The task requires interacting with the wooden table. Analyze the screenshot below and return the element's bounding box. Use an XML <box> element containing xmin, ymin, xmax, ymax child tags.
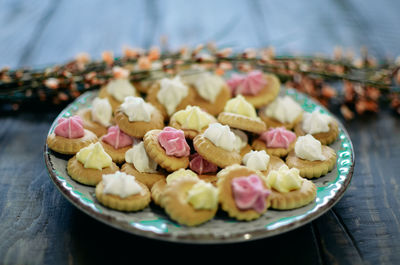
<box><xmin>1</xmin><ymin>1</ymin><xmax>400</xmax><ymax>264</ymax></box>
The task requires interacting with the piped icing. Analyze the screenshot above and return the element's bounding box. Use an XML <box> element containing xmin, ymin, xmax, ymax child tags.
<box><xmin>264</xmin><ymin>96</ymin><xmax>303</xmax><ymax>123</ymax></box>
<box><xmin>265</xmin><ymin>165</ymin><xmax>303</xmax><ymax>193</ymax></box>
<box><xmin>166</xmin><ymin>168</ymin><xmax>198</xmax><ymax>184</ymax></box>
<box><xmin>156</xmin><ymin>76</ymin><xmax>189</xmax><ymax>115</ymax></box>
<box><xmin>172</xmin><ymin>105</ymin><xmax>213</xmax><ymax>131</ymax></box>
<box><xmin>227</xmin><ymin>70</ymin><xmax>267</xmax><ymax>96</ymax></box>
<box><xmin>102</xmin><ymin>171</ymin><xmax>144</xmax><ymax>198</ymax></box>
<box><xmin>231</xmin><ymin>174</ymin><xmax>270</xmax><ymax>213</ymax></box>
<box><xmin>76</xmin><ymin>142</ymin><xmax>112</xmax><ymax>170</ymax></box>
<box><xmin>186</xmin><ymin>180</ymin><xmax>219</xmax><ymax>210</ymax></box>
<box><xmin>91</xmin><ymin>97</ymin><xmax>112</xmax><ymax>127</ymax></box>
<box><xmin>106</xmin><ymin>78</ymin><xmax>136</xmax><ymax>102</ymax></box>
<box><xmin>259</xmin><ymin>127</ymin><xmax>297</xmax><ymax>149</ymax></box>
<box><xmin>302</xmin><ymin>110</ymin><xmax>333</xmax><ymax>134</ymax></box>
<box><xmin>295</xmin><ymin>134</ymin><xmax>326</xmax><ymax>161</ymax></box>
<box><xmin>231</xmin><ymin>129</ymin><xmax>248</xmax><ymax>151</ymax></box>
<box><xmin>242</xmin><ymin>150</ymin><xmax>270</xmax><ymax>171</ymax></box>
<box><xmin>120</xmin><ymin>96</ymin><xmax>155</xmax><ymax>122</ymax></box>
<box><xmin>54</xmin><ymin>115</ymin><xmax>85</xmax><ymax>139</ymax></box>
<box><xmin>189</xmin><ymin>153</ymin><xmax>218</xmax><ymax>175</ymax></box>
<box><xmin>203</xmin><ymin>123</ymin><xmax>238</xmax><ymax>152</ymax></box>
<box><xmin>224</xmin><ymin>94</ymin><xmax>258</xmax><ymax>118</ymax></box>
<box><xmin>158</xmin><ymin>127</ymin><xmax>190</xmax><ymax>157</ymax></box>
<box><xmin>102</xmin><ymin>125</ymin><xmax>133</xmax><ymax>149</ymax></box>
<box><xmin>125</xmin><ymin>141</ymin><xmax>158</xmax><ymax>173</ymax></box>
<box><xmin>193</xmin><ymin>72</ymin><xmax>225</xmax><ymax>103</ymax></box>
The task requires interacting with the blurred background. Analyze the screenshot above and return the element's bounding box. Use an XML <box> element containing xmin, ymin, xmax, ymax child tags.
<box><xmin>2</xmin><ymin>0</ymin><xmax>400</xmax><ymax>69</ymax></box>
<box><xmin>1</xmin><ymin>1</ymin><xmax>400</xmax><ymax>264</ymax></box>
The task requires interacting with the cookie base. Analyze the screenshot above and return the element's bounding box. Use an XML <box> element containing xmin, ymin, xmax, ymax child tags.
<box><xmin>285</xmin><ymin>145</ymin><xmax>337</xmax><ymax>179</ymax></box>
<box><xmin>143</xmin><ymin>130</ymin><xmax>190</xmax><ymax>172</ymax></box>
<box><xmin>193</xmin><ymin>134</ymin><xmax>242</xmax><ymax>169</ymax></box>
<box><xmin>46</xmin><ymin>129</ymin><xmax>98</xmax><ymax>155</ymax></box>
<box><xmin>217</xmin><ymin>165</ymin><xmax>270</xmax><ymax>221</ymax></box>
<box><xmin>268</xmin><ymin>179</ymin><xmax>317</xmax><ymax>210</ymax></box>
<box><xmin>121</xmin><ymin>162</ymin><xmax>166</xmax><ymax>189</ymax></box>
<box><xmin>161</xmin><ymin>178</ymin><xmax>218</xmax><ymax>226</ymax></box>
<box><xmin>217</xmin><ymin>112</ymin><xmax>266</xmax><ymax>134</ymax></box>
<box><xmin>67</xmin><ymin>156</ymin><xmax>119</xmax><ymax>186</ymax></box>
<box><xmin>95</xmin><ymin>180</ymin><xmax>151</xmax><ymax>212</ymax></box>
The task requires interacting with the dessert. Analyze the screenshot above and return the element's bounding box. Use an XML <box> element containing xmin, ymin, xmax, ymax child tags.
<box><xmin>95</xmin><ymin>171</ymin><xmax>151</xmax><ymax>212</ymax></box>
<box><xmin>98</xmin><ymin>78</ymin><xmax>138</xmax><ymax>111</ymax></box>
<box><xmin>294</xmin><ymin>110</ymin><xmax>339</xmax><ymax>145</ymax></box>
<box><xmin>231</xmin><ymin>128</ymin><xmax>253</xmax><ymax>157</ymax></box>
<box><xmin>242</xmin><ymin>150</ymin><xmax>285</xmax><ymax>177</ymax></box>
<box><xmin>169</xmin><ymin>105</ymin><xmax>217</xmax><ymax>139</ymax></box>
<box><xmin>114</xmin><ymin>96</ymin><xmax>164</xmax><ymax>138</ymax></box>
<box><xmin>217</xmin><ymin>95</ymin><xmax>266</xmax><ymax>134</ymax></box>
<box><xmin>146</xmin><ymin>76</ymin><xmax>195</xmax><ymax>120</ymax></box>
<box><xmin>227</xmin><ymin>70</ymin><xmax>280</xmax><ymax>108</ymax></box>
<box><xmin>259</xmin><ymin>95</ymin><xmax>303</xmax><ymax>130</ymax></box>
<box><xmin>265</xmin><ymin>165</ymin><xmax>317</xmax><ymax>210</ymax></box>
<box><xmin>78</xmin><ymin>97</ymin><xmax>113</xmax><ymax>137</ymax></box>
<box><xmin>143</xmin><ymin>127</ymin><xmax>191</xmax><ymax>172</ymax></box>
<box><xmin>100</xmin><ymin>125</ymin><xmax>134</xmax><ymax>164</ymax></box>
<box><xmin>161</xmin><ymin>177</ymin><xmax>219</xmax><ymax>226</ymax></box>
<box><xmin>187</xmin><ymin>72</ymin><xmax>231</xmax><ymax>116</ymax></box>
<box><xmin>217</xmin><ymin>164</ymin><xmax>271</xmax><ymax>221</ymax></box>
<box><xmin>121</xmin><ymin>141</ymin><xmax>166</xmax><ymax>189</ymax></box>
<box><xmin>67</xmin><ymin>142</ymin><xmax>119</xmax><ymax>186</ymax></box>
<box><xmin>151</xmin><ymin>168</ymin><xmax>199</xmax><ymax>207</ymax></box>
<box><xmin>189</xmin><ymin>153</ymin><xmax>219</xmax><ymax>185</ymax></box>
<box><xmin>193</xmin><ymin>123</ymin><xmax>242</xmax><ymax>168</ymax></box>
<box><xmin>47</xmin><ymin>115</ymin><xmax>98</xmax><ymax>155</ymax></box>
<box><xmin>252</xmin><ymin>127</ymin><xmax>297</xmax><ymax>157</ymax></box>
<box><xmin>286</xmin><ymin>134</ymin><xmax>336</xmax><ymax>179</ymax></box>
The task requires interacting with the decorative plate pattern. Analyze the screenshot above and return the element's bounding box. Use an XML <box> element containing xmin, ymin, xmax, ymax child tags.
<box><xmin>44</xmin><ymin>88</ymin><xmax>354</xmax><ymax>244</ymax></box>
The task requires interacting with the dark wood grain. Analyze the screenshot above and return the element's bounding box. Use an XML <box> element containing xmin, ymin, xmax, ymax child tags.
<box><xmin>1</xmin><ymin>0</ymin><xmax>400</xmax><ymax>264</ymax></box>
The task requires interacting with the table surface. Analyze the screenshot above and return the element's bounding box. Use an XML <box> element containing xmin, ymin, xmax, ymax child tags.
<box><xmin>1</xmin><ymin>1</ymin><xmax>400</xmax><ymax>264</ymax></box>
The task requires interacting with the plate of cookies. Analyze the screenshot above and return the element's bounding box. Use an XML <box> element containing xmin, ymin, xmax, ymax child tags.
<box><xmin>44</xmin><ymin>69</ymin><xmax>354</xmax><ymax>244</ymax></box>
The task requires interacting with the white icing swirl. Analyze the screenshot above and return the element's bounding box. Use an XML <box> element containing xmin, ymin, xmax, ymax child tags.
<box><xmin>203</xmin><ymin>123</ymin><xmax>238</xmax><ymax>152</ymax></box>
<box><xmin>106</xmin><ymin>78</ymin><xmax>136</xmax><ymax>102</ymax></box>
<box><xmin>193</xmin><ymin>72</ymin><xmax>224</xmax><ymax>103</ymax></box>
<box><xmin>242</xmin><ymin>150</ymin><xmax>270</xmax><ymax>171</ymax></box>
<box><xmin>120</xmin><ymin>96</ymin><xmax>155</xmax><ymax>122</ymax></box>
<box><xmin>302</xmin><ymin>110</ymin><xmax>332</xmax><ymax>134</ymax></box>
<box><xmin>125</xmin><ymin>141</ymin><xmax>158</xmax><ymax>173</ymax></box>
<box><xmin>157</xmin><ymin>76</ymin><xmax>189</xmax><ymax>115</ymax></box>
<box><xmin>102</xmin><ymin>171</ymin><xmax>143</xmax><ymax>198</ymax></box>
<box><xmin>264</xmin><ymin>96</ymin><xmax>303</xmax><ymax>123</ymax></box>
<box><xmin>231</xmin><ymin>128</ymin><xmax>248</xmax><ymax>151</ymax></box>
<box><xmin>295</xmin><ymin>134</ymin><xmax>326</xmax><ymax>161</ymax></box>
<box><xmin>91</xmin><ymin>97</ymin><xmax>112</xmax><ymax>127</ymax></box>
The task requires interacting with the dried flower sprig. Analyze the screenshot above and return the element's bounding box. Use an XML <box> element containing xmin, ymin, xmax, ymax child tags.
<box><xmin>1</xmin><ymin>43</ymin><xmax>400</xmax><ymax>118</ymax></box>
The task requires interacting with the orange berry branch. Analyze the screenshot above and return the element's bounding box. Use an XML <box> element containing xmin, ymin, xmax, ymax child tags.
<box><xmin>1</xmin><ymin>43</ymin><xmax>399</xmax><ymax>119</ymax></box>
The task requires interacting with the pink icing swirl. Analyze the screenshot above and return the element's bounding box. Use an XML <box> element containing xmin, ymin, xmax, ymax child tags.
<box><xmin>189</xmin><ymin>153</ymin><xmax>218</xmax><ymax>175</ymax></box>
<box><xmin>101</xmin><ymin>125</ymin><xmax>133</xmax><ymax>149</ymax></box>
<box><xmin>227</xmin><ymin>70</ymin><xmax>267</xmax><ymax>96</ymax></box>
<box><xmin>259</xmin><ymin>127</ymin><xmax>297</xmax><ymax>149</ymax></box>
<box><xmin>231</xmin><ymin>174</ymin><xmax>270</xmax><ymax>213</ymax></box>
<box><xmin>54</xmin><ymin>115</ymin><xmax>85</xmax><ymax>139</ymax></box>
<box><xmin>158</xmin><ymin>127</ymin><xmax>190</xmax><ymax>157</ymax></box>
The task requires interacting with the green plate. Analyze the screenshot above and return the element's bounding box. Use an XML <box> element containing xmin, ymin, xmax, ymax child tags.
<box><xmin>44</xmin><ymin>88</ymin><xmax>354</xmax><ymax>244</ymax></box>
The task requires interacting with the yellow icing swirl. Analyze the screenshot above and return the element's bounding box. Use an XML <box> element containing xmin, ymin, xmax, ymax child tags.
<box><xmin>166</xmin><ymin>168</ymin><xmax>198</xmax><ymax>184</ymax></box>
<box><xmin>172</xmin><ymin>105</ymin><xmax>213</xmax><ymax>131</ymax></box>
<box><xmin>265</xmin><ymin>165</ymin><xmax>304</xmax><ymax>193</ymax></box>
<box><xmin>186</xmin><ymin>181</ymin><xmax>219</xmax><ymax>210</ymax></box>
<box><xmin>76</xmin><ymin>142</ymin><xmax>112</xmax><ymax>170</ymax></box>
<box><xmin>224</xmin><ymin>94</ymin><xmax>257</xmax><ymax>118</ymax></box>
